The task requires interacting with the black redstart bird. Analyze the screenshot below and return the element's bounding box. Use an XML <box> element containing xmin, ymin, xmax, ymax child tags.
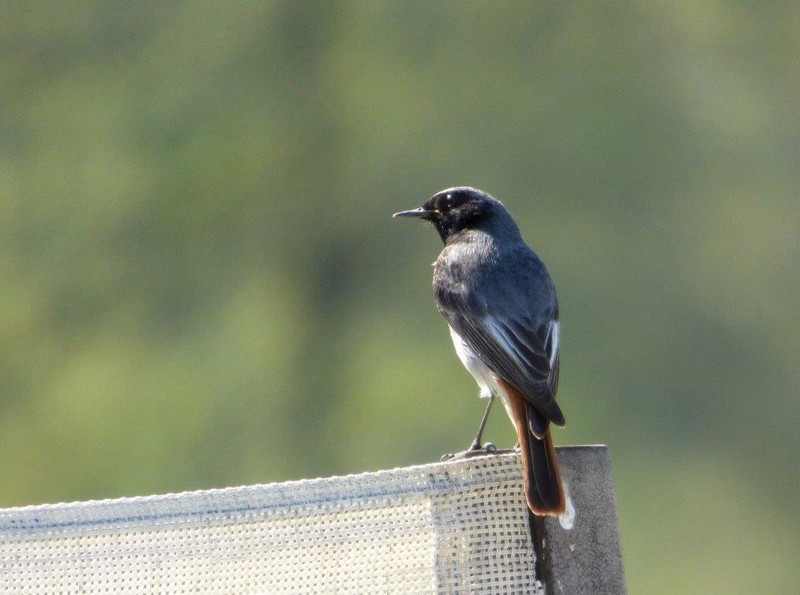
<box><xmin>394</xmin><ymin>187</ymin><xmax>566</xmax><ymax>516</ymax></box>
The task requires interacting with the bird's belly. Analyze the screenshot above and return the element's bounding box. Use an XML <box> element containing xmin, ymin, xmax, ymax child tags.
<box><xmin>448</xmin><ymin>325</ymin><xmax>518</xmax><ymax>423</ymax></box>
<box><xmin>448</xmin><ymin>326</ymin><xmax>493</xmax><ymax>396</ymax></box>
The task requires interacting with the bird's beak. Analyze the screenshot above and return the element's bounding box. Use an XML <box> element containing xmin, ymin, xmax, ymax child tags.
<box><xmin>393</xmin><ymin>207</ymin><xmax>435</xmax><ymax>219</ymax></box>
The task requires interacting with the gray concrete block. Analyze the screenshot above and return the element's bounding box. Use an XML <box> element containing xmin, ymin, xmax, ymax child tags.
<box><xmin>532</xmin><ymin>445</ymin><xmax>626</xmax><ymax>594</ymax></box>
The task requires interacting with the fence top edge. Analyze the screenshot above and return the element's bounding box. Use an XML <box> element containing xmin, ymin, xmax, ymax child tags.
<box><xmin>0</xmin><ymin>445</ymin><xmax>610</xmax><ymax>524</ymax></box>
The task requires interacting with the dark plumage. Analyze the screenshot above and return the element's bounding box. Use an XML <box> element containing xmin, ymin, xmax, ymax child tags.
<box><xmin>394</xmin><ymin>187</ymin><xmax>566</xmax><ymax>516</ymax></box>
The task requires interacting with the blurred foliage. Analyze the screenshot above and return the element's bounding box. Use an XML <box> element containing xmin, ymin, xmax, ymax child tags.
<box><xmin>1</xmin><ymin>1</ymin><xmax>798</xmax><ymax>592</ymax></box>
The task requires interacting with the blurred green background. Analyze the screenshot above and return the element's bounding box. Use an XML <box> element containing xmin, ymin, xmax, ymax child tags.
<box><xmin>2</xmin><ymin>1</ymin><xmax>798</xmax><ymax>592</ymax></box>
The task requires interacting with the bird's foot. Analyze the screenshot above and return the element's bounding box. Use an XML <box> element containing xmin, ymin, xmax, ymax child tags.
<box><xmin>441</xmin><ymin>442</ymin><xmax>512</xmax><ymax>461</ymax></box>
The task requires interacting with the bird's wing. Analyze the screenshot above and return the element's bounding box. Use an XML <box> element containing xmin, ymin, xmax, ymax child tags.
<box><xmin>446</xmin><ymin>308</ymin><xmax>564</xmax><ymax>426</ymax></box>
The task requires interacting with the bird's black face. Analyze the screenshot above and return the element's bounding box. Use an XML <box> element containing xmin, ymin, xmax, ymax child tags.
<box><xmin>393</xmin><ymin>187</ymin><xmax>498</xmax><ymax>243</ymax></box>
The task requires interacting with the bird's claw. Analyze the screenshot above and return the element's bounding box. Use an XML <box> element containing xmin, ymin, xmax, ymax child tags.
<box><xmin>441</xmin><ymin>442</ymin><xmax>500</xmax><ymax>461</ymax></box>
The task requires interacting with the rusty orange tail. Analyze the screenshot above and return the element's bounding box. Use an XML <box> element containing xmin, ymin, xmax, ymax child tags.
<box><xmin>501</xmin><ymin>379</ymin><xmax>566</xmax><ymax>516</ymax></box>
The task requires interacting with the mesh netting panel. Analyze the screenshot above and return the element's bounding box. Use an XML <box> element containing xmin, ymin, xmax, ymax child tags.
<box><xmin>0</xmin><ymin>453</ymin><xmax>543</xmax><ymax>593</ymax></box>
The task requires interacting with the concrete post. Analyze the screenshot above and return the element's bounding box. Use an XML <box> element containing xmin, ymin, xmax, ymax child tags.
<box><xmin>531</xmin><ymin>445</ymin><xmax>626</xmax><ymax>594</ymax></box>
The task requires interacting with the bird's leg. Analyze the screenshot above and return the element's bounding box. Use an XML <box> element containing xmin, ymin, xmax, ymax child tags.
<box><xmin>468</xmin><ymin>395</ymin><xmax>495</xmax><ymax>451</ymax></box>
<box><xmin>442</xmin><ymin>395</ymin><xmax>514</xmax><ymax>460</ymax></box>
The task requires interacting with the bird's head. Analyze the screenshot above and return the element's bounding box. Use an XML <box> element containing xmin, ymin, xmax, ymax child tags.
<box><xmin>393</xmin><ymin>187</ymin><xmax>514</xmax><ymax>243</ymax></box>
